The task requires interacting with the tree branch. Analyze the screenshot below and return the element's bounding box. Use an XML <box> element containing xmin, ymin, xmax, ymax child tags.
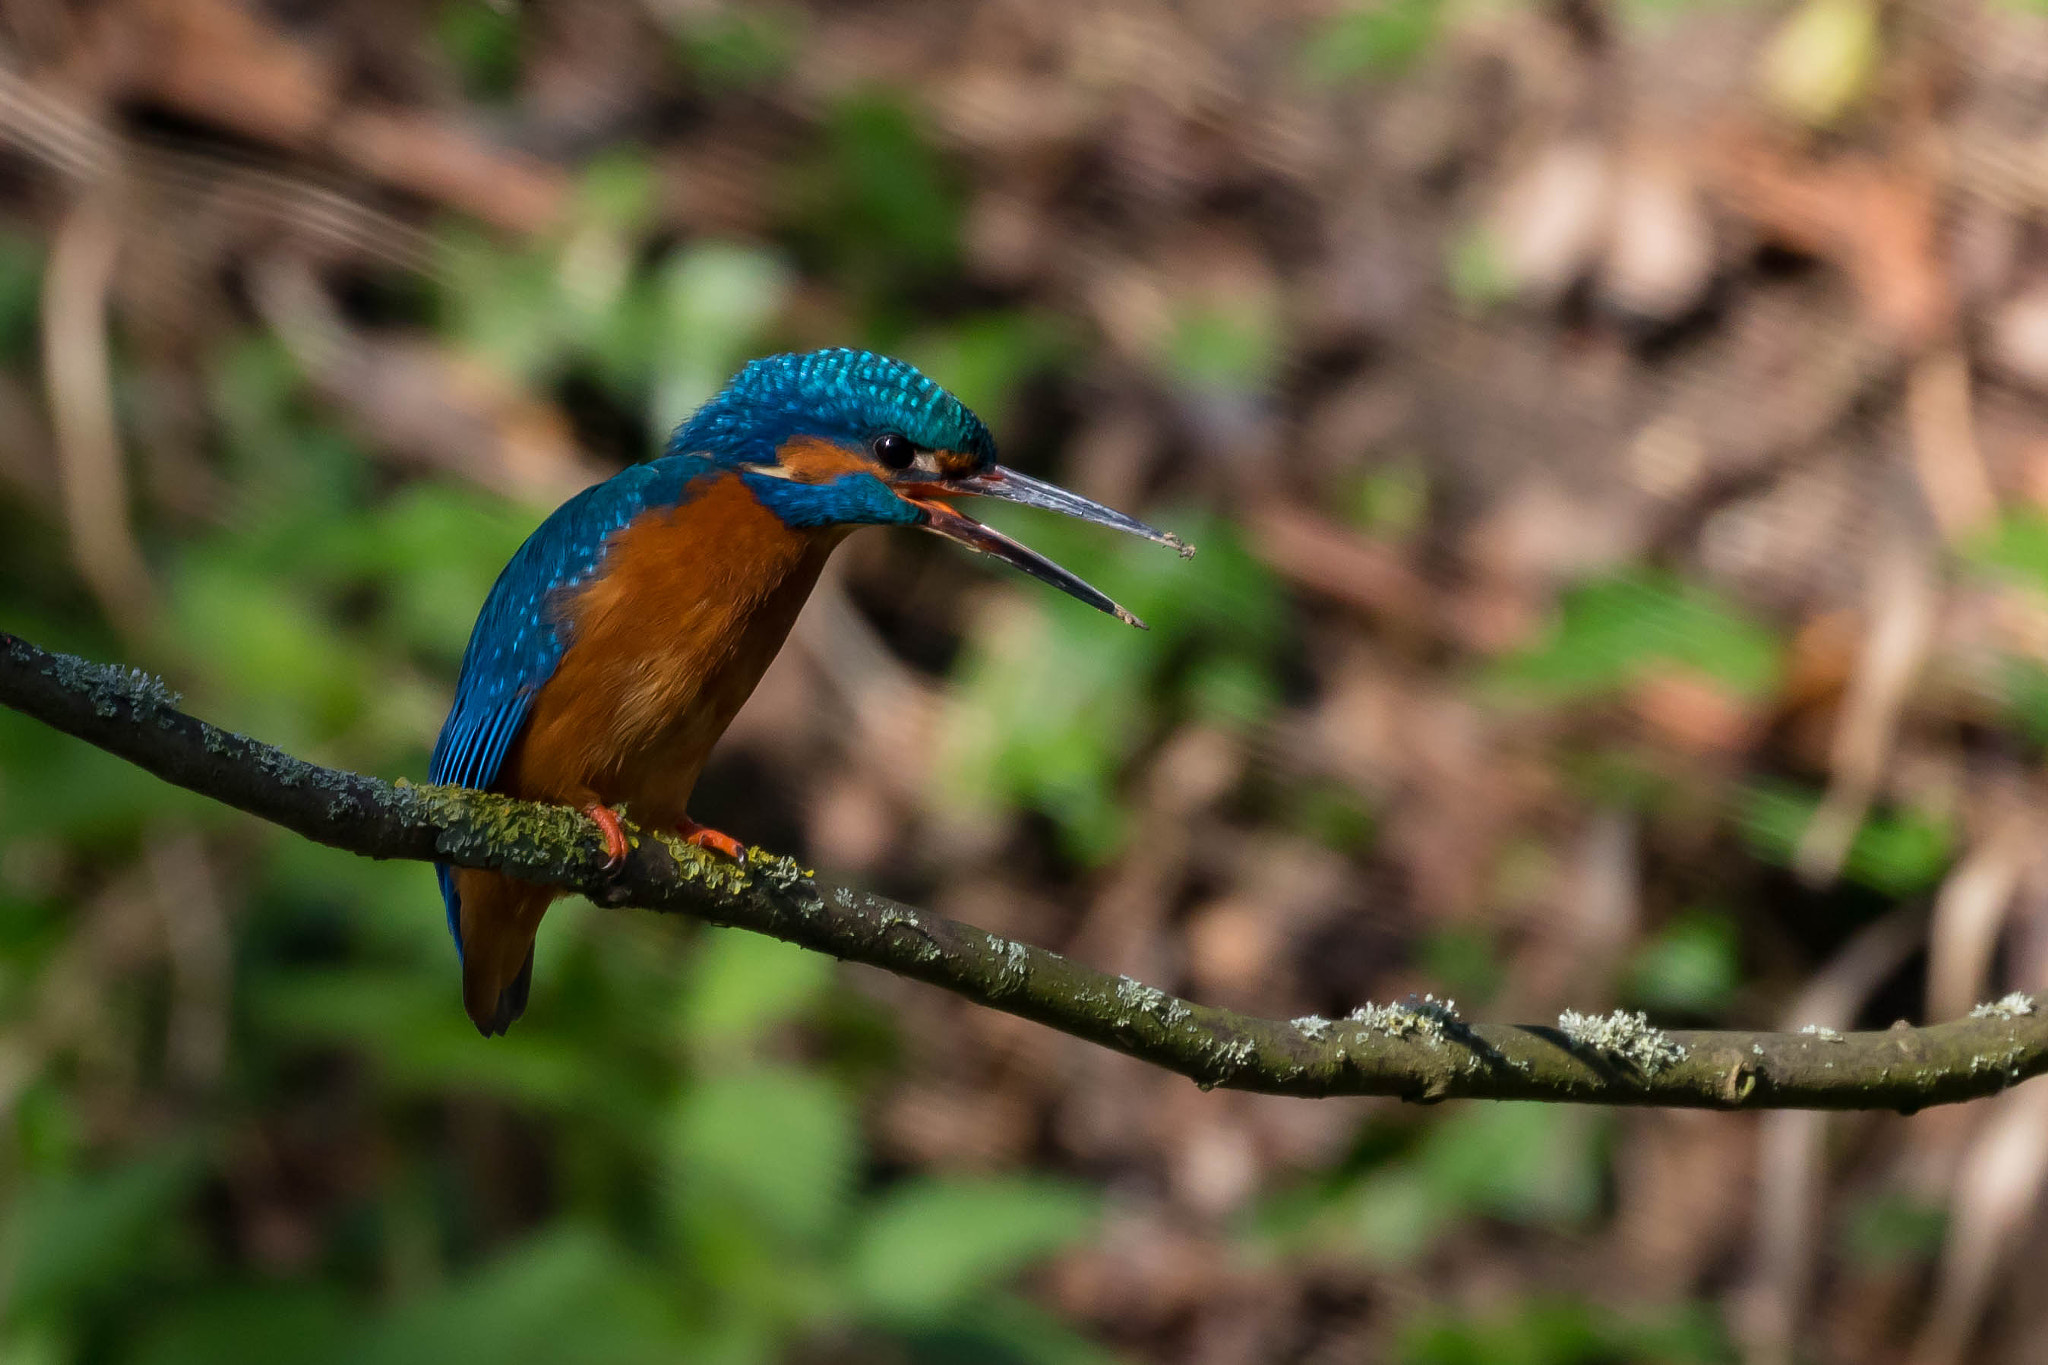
<box><xmin>3</xmin><ymin>629</ymin><xmax>2041</xmax><ymax>1111</ymax></box>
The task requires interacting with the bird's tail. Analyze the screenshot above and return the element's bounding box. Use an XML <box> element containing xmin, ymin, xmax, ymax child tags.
<box><xmin>446</xmin><ymin>866</ymin><xmax>554</xmax><ymax>1036</ymax></box>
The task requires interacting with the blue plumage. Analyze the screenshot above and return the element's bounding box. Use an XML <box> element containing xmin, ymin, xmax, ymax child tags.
<box><xmin>429</xmin><ymin>349</ymin><xmax>984</xmax><ymax>955</ymax></box>
<box><xmin>669</xmin><ymin>348</ymin><xmax>996</xmax><ymax>469</ymax></box>
<box><xmin>741</xmin><ymin>466</ymin><xmax>925</xmax><ymax>529</ymax></box>
<box><xmin>431</xmin><ymin>347</ymin><xmax>1179</xmax><ymax>1035</ymax></box>
<box><xmin>430</xmin><ymin>454</ymin><xmax>710</xmax><ymax>950</ymax></box>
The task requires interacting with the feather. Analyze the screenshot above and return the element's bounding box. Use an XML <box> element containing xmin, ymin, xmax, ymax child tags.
<box><xmin>429</xmin><ymin>453</ymin><xmax>711</xmax><ymax>951</ymax></box>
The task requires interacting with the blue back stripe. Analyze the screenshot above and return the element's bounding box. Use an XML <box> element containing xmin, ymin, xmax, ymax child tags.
<box><xmin>427</xmin><ymin>453</ymin><xmax>711</xmax><ymax>956</ymax></box>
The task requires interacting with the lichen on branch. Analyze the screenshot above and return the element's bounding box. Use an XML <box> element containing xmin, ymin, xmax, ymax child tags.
<box><xmin>4</xmin><ymin>628</ymin><xmax>2046</xmax><ymax>1111</ymax></box>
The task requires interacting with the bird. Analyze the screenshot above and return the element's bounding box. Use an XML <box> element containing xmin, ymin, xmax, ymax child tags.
<box><xmin>430</xmin><ymin>348</ymin><xmax>1187</xmax><ymax>1035</ymax></box>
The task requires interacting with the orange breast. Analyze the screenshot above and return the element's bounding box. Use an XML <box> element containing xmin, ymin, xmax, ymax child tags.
<box><xmin>501</xmin><ymin>471</ymin><xmax>841</xmax><ymax>828</ymax></box>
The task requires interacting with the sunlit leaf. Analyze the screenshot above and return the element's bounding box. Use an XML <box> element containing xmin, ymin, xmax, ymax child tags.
<box><xmin>5</xmin><ymin>1154</ymin><xmax>201</xmax><ymax>1317</ymax></box>
<box><xmin>679</xmin><ymin>927</ymin><xmax>834</xmax><ymax>1046</ymax></box>
<box><xmin>1489</xmin><ymin>571</ymin><xmax>1782</xmax><ymax>703</ymax></box>
<box><xmin>252</xmin><ymin>969</ymin><xmax>589</xmax><ymax>1104</ymax></box>
<box><xmin>850</xmin><ymin>1177</ymin><xmax>1098</xmax><ymax>1320</ymax></box>
<box><xmin>1401</xmin><ymin>1298</ymin><xmax>1732</xmax><ymax>1365</ymax></box>
<box><xmin>1840</xmin><ymin>1193</ymin><xmax>1946</xmax><ymax>1269</ymax></box>
<box><xmin>357</xmin><ymin>1230</ymin><xmax>688</xmax><ymax>1365</ymax></box>
<box><xmin>938</xmin><ymin>510</ymin><xmax>1283</xmax><ymax>863</ymax></box>
<box><xmin>1303</xmin><ymin>0</ymin><xmax>1447</xmax><ymax>81</ymax></box>
<box><xmin>667</xmin><ymin>1069</ymin><xmax>857</xmax><ymax>1245</ymax></box>
<box><xmin>1627</xmin><ymin>910</ymin><xmax>1740</xmax><ymax>1014</ymax></box>
<box><xmin>1738</xmin><ymin>780</ymin><xmax>1953</xmax><ymax>897</ymax></box>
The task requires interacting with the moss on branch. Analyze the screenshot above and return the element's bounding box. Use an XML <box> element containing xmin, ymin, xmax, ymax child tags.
<box><xmin>3</xmin><ymin>629</ymin><xmax>2044</xmax><ymax>1110</ymax></box>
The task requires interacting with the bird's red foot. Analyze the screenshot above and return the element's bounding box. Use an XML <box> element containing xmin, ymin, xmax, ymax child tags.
<box><xmin>584</xmin><ymin>803</ymin><xmax>629</xmax><ymax>867</ymax></box>
<box><xmin>676</xmin><ymin>815</ymin><xmax>745</xmax><ymax>861</ymax></box>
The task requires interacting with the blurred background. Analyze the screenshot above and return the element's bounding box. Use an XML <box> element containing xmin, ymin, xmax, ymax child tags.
<box><xmin>10</xmin><ymin>0</ymin><xmax>2048</xmax><ymax>1360</ymax></box>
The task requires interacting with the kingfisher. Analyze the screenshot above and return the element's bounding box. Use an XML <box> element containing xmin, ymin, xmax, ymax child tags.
<box><xmin>430</xmin><ymin>348</ymin><xmax>1185</xmax><ymax>1035</ymax></box>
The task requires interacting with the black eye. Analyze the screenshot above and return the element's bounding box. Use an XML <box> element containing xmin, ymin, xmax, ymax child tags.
<box><xmin>871</xmin><ymin>432</ymin><xmax>915</xmax><ymax>470</ymax></box>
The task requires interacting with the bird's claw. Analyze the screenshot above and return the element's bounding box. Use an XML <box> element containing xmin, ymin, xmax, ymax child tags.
<box><xmin>677</xmin><ymin>816</ymin><xmax>745</xmax><ymax>861</ymax></box>
<box><xmin>584</xmin><ymin>803</ymin><xmax>630</xmax><ymax>868</ymax></box>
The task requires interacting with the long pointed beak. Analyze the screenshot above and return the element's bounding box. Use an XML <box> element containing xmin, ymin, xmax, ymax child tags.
<box><xmin>944</xmin><ymin>468</ymin><xmax>1194</xmax><ymax>558</ymax></box>
<box><xmin>902</xmin><ymin>465</ymin><xmax>1192</xmax><ymax>630</ymax></box>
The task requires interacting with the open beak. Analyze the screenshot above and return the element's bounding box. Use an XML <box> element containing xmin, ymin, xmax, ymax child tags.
<box><xmin>901</xmin><ymin>466</ymin><xmax>1192</xmax><ymax>631</ymax></box>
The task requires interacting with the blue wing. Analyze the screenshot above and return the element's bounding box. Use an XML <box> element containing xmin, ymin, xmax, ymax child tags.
<box><xmin>430</xmin><ymin>455</ymin><xmax>709</xmax><ymax>952</ymax></box>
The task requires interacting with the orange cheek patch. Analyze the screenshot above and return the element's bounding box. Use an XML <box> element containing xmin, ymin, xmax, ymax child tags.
<box><xmin>774</xmin><ymin>434</ymin><xmax>874</xmax><ymax>483</ymax></box>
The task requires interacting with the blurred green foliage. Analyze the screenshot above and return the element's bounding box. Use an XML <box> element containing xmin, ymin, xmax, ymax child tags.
<box><xmin>788</xmin><ymin>92</ymin><xmax>963</xmax><ymax>332</ymax></box>
<box><xmin>434</xmin><ymin>0</ymin><xmax>523</xmax><ymax>102</ymax></box>
<box><xmin>1839</xmin><ymin>1192</ymin><xmax>1946</xmax><ymax>1270</ymax></box>
<box><xmin>438</xmin><ymin>168</ymin><xmax>794</xmax><ymax>436</ymax></box>
<box><xmin>0</xmin><ymin>229</ymin><xmax>43</xmax><ymax>361</ymax></box>
<box><xmin>1627</xmin><ymin>910</ymin><xmax>1741</xmax><ymax>1016</ymax></box>
<box><xmin>1255</xmin><ymin>1104</ymin><xmax>1606</xmax><ymax>1267</ymax></box>
<box><xmin>1738</xmin><ymin>780</ymin><xmax>1953</xmax><ymax>898</ymax></box>
<box><xmin>1303</xmin><ymin>0</ymin><xmax>1448</xmax><ymax>81</ymax></box>
<box><xmin>1490</xmin><ymin>571</ymin><xmax>1783</xmax><ymax>704</ymax></box>
<box><xmin>1349</xmin><ymin>462</ymin><xmax>1430</xmax><ymax>541</ymax></box>
<box><xmin>674</xmin><ymin>8</ymin><xmax>804</xmax><ymax>91</ymax></box>
<box><xmin>1416</xmin><ymin>926</ymin><xmax>1505</xmax><ymax>1007</ymax></box>
<box><xmin>1966</xmin><ymin>512</ymin><xmax>2048</xmax><ymax>747</ymax></box>
<box><xmin>939</xmin><ymin>511</ymin><xmax>1287</xmax><ymax>863</ymax></box>
<box><xmin>1400</xmin><ymin>1299</ymin><xmax>1733</xmax><ymax>1365</ymax></box>
<box><xmin>1964</xmin><ymin>506</ymin><xmax>2048</xmax><ymax>588</ymax></box>
<box><xmin>1445</xmin><ymin>223</ymin><xmax>1518</xmax><ymax>311</ymax></box>
<box><xmin>1160</xmin><ymin>296</ymin><xmax>1283</xmax><ymax>398</ymax></box>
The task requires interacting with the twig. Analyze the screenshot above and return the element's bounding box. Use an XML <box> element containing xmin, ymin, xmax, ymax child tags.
<box><xmin>3</xmin><ymin>629</ymin><xmax>2047</xmax><ymax>1111</ymax></box>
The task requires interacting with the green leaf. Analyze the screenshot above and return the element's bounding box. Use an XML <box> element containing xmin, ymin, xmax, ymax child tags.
<box><xmin>1446</xmin><ymin>223</ymin><xmax>1517</xmax><ymax>311</ymax></box>
<box><xmin>362</xmin><ymin>484</ymin><xmax>537</xmax><ymax>647</ymax></box>
<box><xmin>1840</xmin><ymin>1192</ymin><xmax>1946</xmax><ymax>1268</ymax></box>
<box><xmin>938</xmin><ymin>510</ymin><xmax>1282</xmax><ymax>863</ymax></box>
<box><xmin>646</xmin><ymin>242</ymin><xmax>793</xmax><ymax>430</ymax></box>
<box><xmin>674</xmin><ymin>8</ymin><xmax>802</xmax><ymax>91</ymax></box>
<box><xmin>900</xmin><ymin>1295</ymin><xmax>1121</xmax><ymax>1365</ymax></box>
<box><xmin>0</xmin><ymin>705</ymin><xmax>210</xmax><ymax>844</ymax></box>
<box><xmin>813</xmin><ymin>93</ymin><xmax>963</xmax><ymax>277</ymax></box>
<box><xmin>1759</xmin><ymin>0</ymin><xmax>1881</xmax><ymax>128</ymax></box>
<box><xmin>1997</xmin><ymin>657</ymin><xmax>2048</xmax><ymax>747</ymax></box>
<box><xmin>252</xmin><ymin>968</ymin><xmax>590</xmax><ymax>1105</ymax></box>
<box><xmin>1351</xmin><ymin>463</ymin><xmax>1430</xmax><ymax>540</ymax></box>
<box><xmin>1348</xmin><ymin>1168</ymin><xmax>1440</xmax><ymax>1262</ymax></box>
<box><xmin>5</xmin><ymin>1153</ymin><xmax>201</xmax><ymax>1317</ymax></box>
<box><xmin>850</xmin><ymin>1177</ymin><xmax>1098</xmax><ymax>1320</ymax></box>
<box><xmin>1343</xmin><ymin>1105</ymin><xmax>1604</xmax><ymax>1261</ymax></box>
<box><xmin>161</xmin><ymin>552</ymin><xmax>373</xmax><ymax>746</ymax></box>
<box><xmin>903</xmin><ymin>311</ymin><xmax>1076</xmax><ymax>432</ymax></box>
<box><xmin>0</xmin><ymin>229</ymin><xmax>43</xmax><ymax>361</ymax></box>
<box><xmin>1627</xmin><ymin>910</ymin><xmax>1740</xmax><ymax>1014</ymax></box>
<box><xmin>575</xmin><ymin>153</ymin><xmax>659</xmax><ymax>236</ymax></box>
<box><xmin>131</xmin><ymin>1287</ymin><xmax>355</xmax><ymax>1365</ymax></box>
<box><xmin>1419</xmin><ymin>1103</ymin><xmax>1603</xmax><ymax>1224</ymax></box>
<box><xmin>667</xmin><ymin>1069</ymin><xmax>857</xmax><ymax>1245</ymax></box>
<box><xmin>1968</xmin><ymin>509</ymin><xmax>2048</xmax><ymax>594</ymax></box>
<box><xmin>357</xmin><ymin>1230</ymin><xmax>687</xmax><ymax>1365</ymax></box>
<box><xmin>679</xmin><ymin>927</ymin><xmax>834</xmax><ymax>1045</ymax></box>
<box><xmin>1738</xmin><ymin>780</ymin><xmax>1953</xmax><ymax>897</ymax></box>
<box><xmin>435</xmin><ymin>0</ymin><xmax>522</xmax><ymax>101</ymax></box>
<box><xmin>1489</xmin><ymin>571</ymin><xmax>1782</xmax><ymax>702</ymax></box>
<box><xmin>1303</xmin><ymin>0</ymin><xmax>1447</xmax><ymax>81</ymax></box>
<box><xmin>1161</xmin><ymin>295</ymin><xmax>1281</xmax><ymax>395</ymax></box>
<box><xmin>433</xmin><ymin>229</ymin><xmax>567</xmax><ymax>384</ymax></box>
<box><xmin>1400</xmin><ymin>1298</ymin><xmax>1733</xmax><ymax>1365</ymax></box>
<box><xmin>1416</xmin><ymin>925</ymin><xmax>1502</xmax><ymax>1006</ymax></box>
